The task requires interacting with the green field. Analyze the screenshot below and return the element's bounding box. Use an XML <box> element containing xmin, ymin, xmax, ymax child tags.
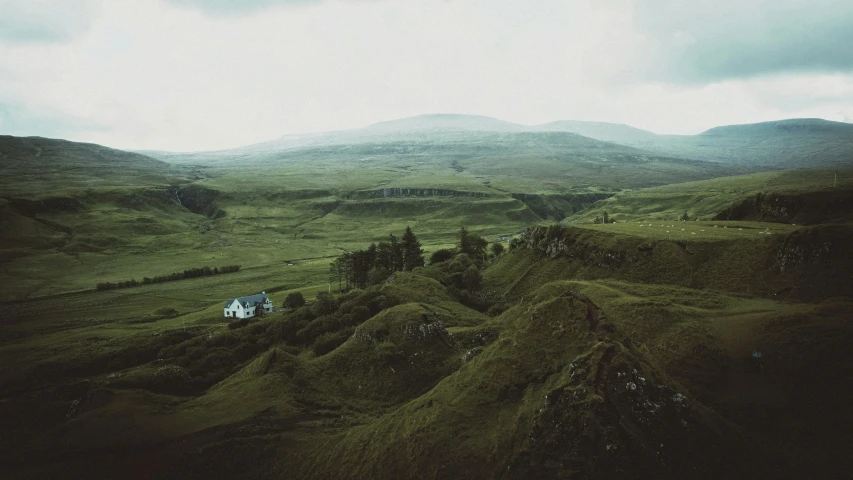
<box><xmin>1</xmin><ymin>125</ymin><xmax>852</xmax><ymax>479</ymax></box>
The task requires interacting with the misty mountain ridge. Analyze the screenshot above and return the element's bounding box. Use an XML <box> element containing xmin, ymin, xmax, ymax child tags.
<box><xmin>699</xmin><ymin>117</ymin><xmax>853</xmax><ymax>136</ymax></box>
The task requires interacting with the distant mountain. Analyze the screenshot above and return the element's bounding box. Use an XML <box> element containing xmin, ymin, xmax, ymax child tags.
<box><xmin>624</xmin><ymin>118</ymin><xmax>853</xmax><ymax>168</ymax></box>
<box><xmin>138</xmin><ymin>114</ymin><xmax>853</xmax><ymax>170</ymax></box>
<box><xmin>364</xmin><ymin>114</ymin><xmax>527</xmax><ymax>133</ymax></box>
<box><xmin>700</xmin><ymin>118</ymin><xmax>853</xmax><ymax>136</ymax></box>
<box><xmin>533</xmin><ymin>120</ymin><xmax>659</xmax><ymax>143</ymax></box>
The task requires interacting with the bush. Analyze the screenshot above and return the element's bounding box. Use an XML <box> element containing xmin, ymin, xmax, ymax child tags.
<box><xmin>367</xmin><ymin>266</ymin><xmax>392</xmax><ymax>285</ymax></box>
<box><xmin>490</xmin><ymin>242</ymin><xmax>505</xmax><ymax>257</ymax></box>
<box><xmin>189</xmin><ymin>348</ymin><xmax>236</xmax><ymax>377</ymax></box>
<box><xmin>297</xmin><ymin>315</ymin><xmax>338</xmax><ymax>345</ymax></box>
<box><xmin>208</xmin><ymin>332</ymin><xmax>239</xmax><ymax>347</ymax></box>
<box><xmin>228</xmin><ymin>318</ymin><xmax>251</xmax><ymax>330</ymax></box>
<box><xmin>311</xmin><ymin>329</ymin><xmax>353</xmax><ymax>356</ymax></box>
<box><xmin>283</xmin><ymin>292</ymin><xmax>306</xmax><ymax>309</ymax></box>
<box><xmin>312</xmin><ymin>292</ymin><xmax>338</xmax><ymax>316</ymax></box>
<box><xmin>269</xmin><ymin>316</ymin><xmax>310</xmax><ymax>344</ymax></box>
<box><xmin>350</xmin><ymin>305</ymin><xmax>372</xmax><ymax>323</ymax></box>
<box><xmin>429</xmin><ymin>248</ymin><xmax>456</xmax><ymax>265</ymax></box>
<box><xmin>462</xmin><ymin>266</ymin><xmax>482</xmax><ymax>291</ymax></box>
<box><xmin>96</xmin><ymin>264</ymin><xmax>240</xmax><ymax>290</ymax></box>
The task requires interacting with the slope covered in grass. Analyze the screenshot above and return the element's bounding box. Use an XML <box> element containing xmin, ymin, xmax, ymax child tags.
<box><xmin>568</xmin><ymin>167</ymin><xmax>853</xmax><ymax>224</ymax></box>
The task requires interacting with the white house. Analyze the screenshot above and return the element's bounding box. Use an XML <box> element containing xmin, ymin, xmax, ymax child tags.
<box><xmin>224</xmin><ymin>291</ymin><xmax>273</xmax><ymax>319</ymax></box>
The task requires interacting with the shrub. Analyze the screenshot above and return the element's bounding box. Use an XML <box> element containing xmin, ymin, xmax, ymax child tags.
<box><xmin>312</xmin><ymin>292</ymin><xmax>338</xmax><ymax>316</ymax></box>
<box><xmin>228</xmin><ymin>318</ymin><xmax>251</xmax><ymax>330</ymax></box>
<box><xmin>462</xmin><ymin>266</ymin><xmax>482</xmax><ymax>291</ymax></box>
<box><xmin>429</xmin><ymin>248</ymin><xmax>456</xmax><ymax>265</ymax></box>
<box><xmin>367</xmin><ymin>266</ymin><xmax>392</xmax><ymax>285</ymax></box>
<box><xmin>270</xmin><ymin>316</ymin><xmax>310</xmax><ymax>344</ymax></box>
<box><xmin>311</xmin><ymin>328</ymin><xmax>353</xmax><ymax>356</ymax></box>
<box><xmin>283</xmin><ymin>292</ymin><xmax>306</xmax><ymax>309</ymax></box>
<box><xmin>188</xmin><ymin>348</ymin><xmax>236</xmax><ymax>377</ymax></box>
<box><xmin>350</xmin><ymin>305</ymin><xmax>372</xmax><ymax>324</ymax></box>
<box><xmin>208</xmin><ymin>332</ymin><xmax>238</xmax><ymax>347</ymax></box>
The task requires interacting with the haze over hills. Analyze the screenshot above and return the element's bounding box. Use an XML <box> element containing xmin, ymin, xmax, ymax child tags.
<box><xmin>1</xmin><ymin>113</ymin><xmax>852</xmax><ymax>480</ymax></box>
<box><xmin>138</xmin><ymin>113</ymin><xmax>853</xmax><ymax>171</ymax></box>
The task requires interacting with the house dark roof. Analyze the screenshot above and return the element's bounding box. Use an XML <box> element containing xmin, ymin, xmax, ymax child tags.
<box><xmin>224</xmin><ymin>293</ymin><xmax>270</xmax><ymax>308</ymax></box>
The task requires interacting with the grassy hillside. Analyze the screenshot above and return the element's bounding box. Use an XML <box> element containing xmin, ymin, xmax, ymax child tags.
<box><xmin>144</xmin><ymin>115</ymin><xmax>853</xmax><ymax>171</ymax></box>
<box><xmin>2</xmin><ymin>236</ymin><xmax>850</xmax><ymax>478</ymax></box>
<box><xmin>1</xmin><ymin>126</ymin><xmax>851</xmax><ymax>479</ymax></box>
<box><xmin>568</xmin><ymin>167</ymin><xmax>853</xmax><ymax>224</ymax></box>
<box><xmin>0</xmin><ymin>136</ymin><xmax>190</xmax><ymax>196</ymax></box>
<box><xmin>629</xmin><ymin>119</ymin><xmax>853</xmax><ymax>168</ymax></box>
<box><xmin>1</xmin><ymin>132</ymin><xmax>748</xmax><ymax>300</ymax></box>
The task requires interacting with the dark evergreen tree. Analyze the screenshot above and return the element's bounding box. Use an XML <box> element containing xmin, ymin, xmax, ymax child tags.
<box><xmin>401</xmin><ymin>226</ymin><xmax>425</xmax><ymax>271</ymax></box>
<box><xmin>376</xmin><ymin>241</ymin><xmax>394</xmax><ymax>272</ymax></box>
<box><xmin>329</xmin><ymin>257</ymin><xmax>345</xmax><ymax>293</ymax></box>
<box><xmin>388</xmin><ymin>233</ymin><xmax>403</xmax><ymax>271</ymax></box>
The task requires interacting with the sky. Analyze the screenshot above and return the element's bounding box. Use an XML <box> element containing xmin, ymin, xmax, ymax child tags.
<box><xmin>1</xmin><ymin>0</ymin><xmax>852</xmax><ymax>151</ymax></box>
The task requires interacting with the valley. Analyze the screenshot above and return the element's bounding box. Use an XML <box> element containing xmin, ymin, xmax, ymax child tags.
<box><xmin>1</xmin><ymin>116</ymin><xmax>852</xmax><ymax>479</ymax></box>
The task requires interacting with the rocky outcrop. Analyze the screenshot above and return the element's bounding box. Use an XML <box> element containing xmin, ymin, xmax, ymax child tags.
<box><xmin>345</xmin><ymin>187</ymin><xmax>492</xmax><ymax>199</ymax></box>
<box><xmin>714</xmin><ymin>188</ymin><xmax>853</xmax><ymax>225</ymax></box>
<box><xmin>516</xmin><ymin>225</ymin><xmax>627</xmax><ymax>270</ymax></box>
<box><xmin>173</xmin><ymin>185</ymin><xmax>226</xmax><ymax>219</ymax></box>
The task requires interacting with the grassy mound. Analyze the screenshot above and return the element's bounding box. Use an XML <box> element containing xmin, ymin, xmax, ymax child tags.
<box><xmin>489</xmin><ymin>224</ymin><xmax>853</xmax><ymax>301</ymax></box>
<box><xmin>313</xmin><ymin>303</ymin><xmax>463</xmax><ymax>406</ymax></box>
<box><xmin>286</xmin><ymin>285</ymin><xmax>750</xmax><ymax>479</ymax></box>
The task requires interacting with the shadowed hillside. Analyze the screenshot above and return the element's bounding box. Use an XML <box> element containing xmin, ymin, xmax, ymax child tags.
<box><xmin>0</xmin><ymin>120</ymin><xmax>851</xmax><ymax>479</ymax></box>
<box><xmin>568</xmin><ymin>167</ymin><xmax>853</xmax><ymax>224</ymax></box>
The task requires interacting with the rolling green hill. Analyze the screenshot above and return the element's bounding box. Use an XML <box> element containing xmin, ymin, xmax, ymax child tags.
<box><xmin>0</xmin><ymin>136</ymin><xmax>187</xmax><ymax>196</ymax></box>
<box><xmin>142</xmin><ymin>114</ymin><xmax>853</xmax><ymax>171</ymax></box>
<box><xmin>2</xmin><ymin>222</ymin><xmax>851</xmax><ymax>479</ymax></box>
<box><xmin>0</xmin><ymin>132</ymin><xmax>747</xmax><ymax>300</ymax></box>
<box><xmin>1</xmin><ymin>116</ymin><xmax>851</xmax><ymax>479</ymax></box>
<box><xmin>567</xmin><ymin>167</ymin><xmax>853</xmax><ymax>224</ymax></box>
<box><xmin>627</xmin><ymin>118</ymin><xmax>853</xmax><ymax>168</ymax></box>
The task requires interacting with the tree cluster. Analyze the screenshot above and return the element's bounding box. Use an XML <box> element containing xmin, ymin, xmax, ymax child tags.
<box><xmin>429</xmin><ymin>227</ymin><xmax>493</xmax><ymax>266</ymax></box>
<box><xmin>96</xmin><ymin>265</ymin><xmax>241</xmax><ymax>291</ymax></box>
<box><xmin>329</xmin><ymin>226</ymin><xmax>425</xmax><ymax>291</ymax></box>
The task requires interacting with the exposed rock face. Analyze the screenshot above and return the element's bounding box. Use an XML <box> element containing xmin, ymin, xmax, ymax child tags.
<box><xmin>517</xmin><ymin>225</ymin><xmax>627</xmax><ymax>269</ymax></box>
<box><xmin>173</xmin><ymin>185</ymin><xmax>226</xmax><ymax>219</ymax></box>
<box><xmin>714</xmin><ymin>189</ymin><xmax>853</xmax><ymax>225</ymax></box>
<box><xmin>512</xmin><ymin>223</ymin><xmax>853</xmax><ymax>301</ymax></box>
<box><xmin>510</xmin><ymin>343</ymin><xmax>743</xmax><ymax>480</ymax></box>
<box><xmin>345</xmin><ymin>187</ymin><xmax>492</xmax><ymax>199</ymax></box>
<box><xmin>777</xmin><ymin>225</ymin><xmax>853</xmax><ymax>269</ymax></box>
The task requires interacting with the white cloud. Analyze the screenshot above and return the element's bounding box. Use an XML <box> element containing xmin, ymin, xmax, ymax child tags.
<box><xmin>0</xmin><ymin>0</ymin><xmax>851</xmax><ymax>150</ymax></box>
<box><xmin>0</xmin><ymin>0</ymin><xmax>101</xmax><ymax>43</ymax></box>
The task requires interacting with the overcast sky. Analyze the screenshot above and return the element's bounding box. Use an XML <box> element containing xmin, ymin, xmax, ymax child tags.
<box><xmin>1</xmin><ymin>0</ymin><xmax>852</xmax><ymax>151</ymax></box>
